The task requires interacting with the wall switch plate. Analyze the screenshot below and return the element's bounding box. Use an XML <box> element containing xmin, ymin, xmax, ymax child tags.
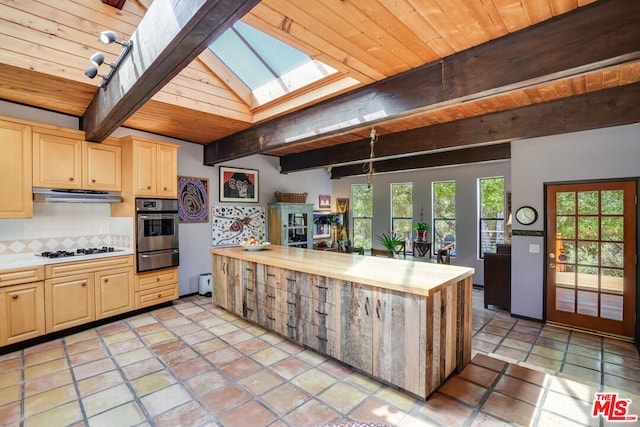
<box><xmin>529</xmin><ymin>244</ymin><xmax>540</xmax><ymax>253</ymax></box>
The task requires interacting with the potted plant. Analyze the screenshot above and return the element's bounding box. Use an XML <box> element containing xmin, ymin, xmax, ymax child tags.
<box><xmin>413</xmin><ymin>222</ymin><xmax>429</xmax><ymax>240</ymax></box>
<box><xmin>377</xmin><ymin>230</ymin><xmax>404</xmax><ymax>252</ymax></box>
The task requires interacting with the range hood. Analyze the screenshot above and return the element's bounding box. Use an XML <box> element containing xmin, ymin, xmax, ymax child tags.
<box><xmin>33</xmin><ymin>188</ymin><xmax>122</xmax><ymax>203</ymax></box>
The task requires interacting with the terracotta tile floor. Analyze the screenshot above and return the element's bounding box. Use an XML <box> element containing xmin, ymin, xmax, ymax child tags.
<box><xmin>1</xmin><ymin>288</ymin><xmax>639</xmax><ymax>426</ymax></box>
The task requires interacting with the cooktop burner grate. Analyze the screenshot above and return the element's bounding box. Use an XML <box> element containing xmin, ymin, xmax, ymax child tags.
<box><xmin>37</xmin><ymin>247</ymin><xmax>120</xmax><ymax>258</ymax></box>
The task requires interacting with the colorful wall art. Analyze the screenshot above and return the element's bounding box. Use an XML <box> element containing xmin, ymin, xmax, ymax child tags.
<box><xmin>211</xmin><ymin>205</ymin><xmax>266</xmax><ymax>246</ymax></box>
<box><xmin>178</xmin><ymin>176</ymin><xmax>209</xmax><ymax>222</ymax></box>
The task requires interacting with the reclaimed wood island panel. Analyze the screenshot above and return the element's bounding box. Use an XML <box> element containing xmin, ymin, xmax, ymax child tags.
<box><xmin>210</xmin><ymin>245</ymin><xmax>474</xmax><ymax>399</ymax></box>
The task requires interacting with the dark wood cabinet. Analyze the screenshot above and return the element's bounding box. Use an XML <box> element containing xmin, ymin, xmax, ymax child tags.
<box><xmin>483</xmin><ymin>244</ymin><xmax>511</xmax><ymax>311</ymax></box>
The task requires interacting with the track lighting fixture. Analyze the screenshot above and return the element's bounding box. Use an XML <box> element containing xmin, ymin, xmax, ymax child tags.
<box><xmin>84</xmin><ymin>30</ymin><xmax>133</xmax><ymax>89</ymax></box>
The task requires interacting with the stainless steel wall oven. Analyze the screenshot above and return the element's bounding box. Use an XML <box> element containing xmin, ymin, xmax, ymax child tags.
<box><xmin>135</xmin><ymin>198</ymin><xmax>179</xmax><ymax>272</ymax></box>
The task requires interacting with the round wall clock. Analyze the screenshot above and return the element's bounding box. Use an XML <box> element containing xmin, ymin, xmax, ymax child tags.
<box><xmin>515</xmin><ymin>206</ymin><xmax>538</xmax><ymax>225</ymax></box>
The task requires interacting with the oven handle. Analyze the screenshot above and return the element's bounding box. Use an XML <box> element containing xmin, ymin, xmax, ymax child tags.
<box><xmin>137</xmin><ymin>214</ymin><xmax>178</xmax><ymax>220</ymax></box>
<box><xmin>139</xmin><ymin>249</ymin><xmax>179</xmax><ymax>257</ymax></box>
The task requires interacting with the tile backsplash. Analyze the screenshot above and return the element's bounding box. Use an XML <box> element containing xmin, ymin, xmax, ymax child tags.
<box><xmin>0</xmin><ymin>203</ymin><xmax>133</xmax><ymax>255</ymax></box>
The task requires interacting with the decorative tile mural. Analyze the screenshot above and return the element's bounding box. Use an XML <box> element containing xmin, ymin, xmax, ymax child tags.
<box><xmin>211</xmin><ymin>206</ymin><xmax>266</xmax><ymax>246</ymax></box>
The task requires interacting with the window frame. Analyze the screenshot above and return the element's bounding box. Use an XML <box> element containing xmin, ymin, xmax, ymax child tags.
<box><xmin>432</xmin><ymin>180</ymin><xmax>456</xmax><ymax>258</ymax></box>
<box><xmin>478</xmin><ymin>176</ymin><xmax>506</xmax><ymax>259</ymax></box>
<box><xmin>351</xmin><ymin>184</ymin><xmax>373</xmax><ymax>249</ymax></box>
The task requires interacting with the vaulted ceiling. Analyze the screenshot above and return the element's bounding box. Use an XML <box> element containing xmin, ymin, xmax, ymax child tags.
<box><xmin>1</xmin><ymin>0</ymin><xmax>639</xmax><ymax>178</ymax></box>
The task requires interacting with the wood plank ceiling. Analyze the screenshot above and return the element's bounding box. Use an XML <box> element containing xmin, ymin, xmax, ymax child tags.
<box><xmin>1</xmin><ymin>0</ymin><xmax>639</xmax><ymax>178</ymax></box>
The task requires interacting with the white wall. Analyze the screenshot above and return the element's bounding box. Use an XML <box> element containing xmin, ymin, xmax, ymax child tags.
<box><xmin>331</xmin><ymin>160</ymin><xmax>512</xmax><ymax>286</ymax></box>
<box><xmin>510</xmin><ymin>123</ymin><xmax>640</xmax><ymax>320</ymax></box>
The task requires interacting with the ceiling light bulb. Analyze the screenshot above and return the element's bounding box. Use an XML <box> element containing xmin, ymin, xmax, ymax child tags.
<box><xmin>99</xmin><ymin>30</ymin><xmax>118</xmax><ymax>44</ymax></box>
<box><xmin>90</xmin><ymin>52</ymin><xmax>105</xmax><ymax>67</ymax></box>
<box><xmin>84</xmin><ymin>66</ymin><xmax>100</xmax><ymax>79</ymax></box>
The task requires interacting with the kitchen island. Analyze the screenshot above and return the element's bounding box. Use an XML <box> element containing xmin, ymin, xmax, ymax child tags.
<box><xmin>210</xmin><ymin>245</ymin><xmax>474</xmax><ymax>399</ymax></box>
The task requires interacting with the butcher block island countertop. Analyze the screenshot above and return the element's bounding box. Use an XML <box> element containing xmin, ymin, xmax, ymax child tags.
<box><xmin>210</xmin><ymin>245</ymin><xmax>473</xmax><ymax>297</ymax></box>
<box><xmin>210</xmin><ymin>245</ymin><xmax>475</xmax><ymax>399</ymax></box>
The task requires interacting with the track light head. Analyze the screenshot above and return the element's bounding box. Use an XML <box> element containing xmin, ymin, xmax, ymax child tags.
<box><xmin>89</xmin><ymin>52</ymin><xmax>116</xmax><ymax>68</ymax></box>
<box><xmin>99</xmin><ymin>30</ymin><xmax>131</xmax><ymax>47</ymax></box>
<box><xmin>84</xmin><ymin>66</ymin><xmax>107</xmax><ymax>80</ymax></box>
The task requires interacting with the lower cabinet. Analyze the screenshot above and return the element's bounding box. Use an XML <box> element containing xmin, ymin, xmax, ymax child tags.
<box><xmin>134</xmin><ymin>267</ymin><xmax>178</xmax><ymax>309</ymax></box>
<box><xmin>0</xmin><ymin>278</ymin><xmax>45</xmax><ymax>346</ymax></box>
<box><xmin>45</xmin><ymin>255</ymin><xmax>134</xmax><ymax>333</ymax></box>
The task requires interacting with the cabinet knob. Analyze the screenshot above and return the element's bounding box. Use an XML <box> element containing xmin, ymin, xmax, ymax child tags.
<box><xmin>91</xmin><ymin>179</ymin><xmax>96</xmax><ymax>183</ymax></box>
<box><xmin>81</xmin><ymin>282</ymin><xmax>86</xmax><ymax>287</ymax></box>
<box><xmin>11</xmin><ymin>294</ymin><xmax>18</xmax><ymax>299</ymax></box>
<box><xmin>163</xmin><ymin>187</ymin><xmax>167</xmax><ymax>191</ymax></box>
<box><xmin>69</xmin><ymin>177</ymin><xmax>74</xmax><ymax>182</ymax></box>
<box><xmin>147</xmin><ymin>186</ymin><xmax>152</xmax><ymax>190</ymax></box>
<box><xmin>104</xmin><ymin>278</ymin><xmax>109</xmax><ymax>283</ymax></box>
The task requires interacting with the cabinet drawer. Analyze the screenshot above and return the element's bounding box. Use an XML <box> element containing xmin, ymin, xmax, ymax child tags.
<box><xmin>0</xmin><ymin>266</ymin><xmax>44</xmax><ymax>287</ymax></box>
<box><xmin>135</xmin><ymin>283</ymin><xmax>178</xmax><ymax>308</ymax></box>
<box><xmin>46</xmin><ymin>255</ymin><xmax>133</xmax><ymax>278</ymax></box>
<box><xmin>135</xmin><ymin>267</ymin><xmax>178</xmax><ymax>291</ymax></box>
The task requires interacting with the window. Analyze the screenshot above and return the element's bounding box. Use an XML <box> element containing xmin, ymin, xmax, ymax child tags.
<box><xmin>352</xmin><ymin>184</ymin><xmax>373</xmax><ymax>249</ymax></box>
<box><xmin>391</xmin><ymin>183</ymin><xmax>413</xmax><ymax>250</ymax></box>
<box><xmin>478</xmin><ymin>177</ymin><xmax>505</xmax><ymax>258</ymax></box>
<box><xmin>432</xmin><ymin>181</ymin><xmax>456</xmax><ymax>255</ymax></box>
<box><xmin>209</xmin><ymin>21</ymin><xmax>338</xmax><ymax>106</ymax></box>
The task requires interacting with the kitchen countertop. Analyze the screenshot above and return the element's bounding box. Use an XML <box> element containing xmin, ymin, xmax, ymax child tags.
<box><xmin>211</xmin><ymin>244</ymin><xmax>474</xmax><ymax>297</ymax></box>
<box><xmin>0</xmin><ymin>249</ymin><xmax>134</xmax><ymax>271</ymax></box>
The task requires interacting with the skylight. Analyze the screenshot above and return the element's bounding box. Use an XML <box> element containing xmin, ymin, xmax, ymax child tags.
<box><xmin>209</xmin><ymin>21</ymin><xmax>337</xmax><ymax>105</ymax></box>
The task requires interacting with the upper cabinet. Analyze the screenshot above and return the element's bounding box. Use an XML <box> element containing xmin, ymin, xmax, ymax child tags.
<box><xmin>83</xmin><ymin>141</ymin><xmax>121</xmax><ymax>191</ymax></box>
<box><xmin>120</xmin><ymin>136</ymin><xmax>178</xmax><ymax>199</ymax></box>
<box><xmin>33</xmin><ymin>128</ymin><xmax>83</xmax><ymax>189</ymax></box>
<box><xmin>32</xmin><ymin>127</ymin><xmax>121</xmax><ymax>192</ymax></box>
<box><xmin>0</xmin><ymin>118</ymin><xmax>33</xmax><ymax>219</ymax></box>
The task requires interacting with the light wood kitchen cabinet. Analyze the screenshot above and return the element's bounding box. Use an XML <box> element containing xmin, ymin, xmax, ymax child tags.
<box><xmin>33</xmin><ymin>127</ymin><xmax>122</xmax><ymax>191</ymax></box>
<box><xmin>45</xmin><ymin>273</ymin><xmax>95</xmax><ymax>333</ymax></box>
<box><xmin>0</xmin><ymin>118</ymin><xmax>32</xmax><ymax>219</ymax></box>
<box><xmin>33</xmin><ymin>128</ymin><xmax>83</xmax><ymax>189</ymax></box>
<box><xmin>45</xmin><ymin>255</ymin><xmax>134</xmax><ymax>333</ymax></box>
<box><xmin>83</xmin><ymin>140</ymin><xmax>122</xmax><ymax>191</ymax></box>
<box><xmin>121</xmin><ymin>136</ymin><xmax>178</xmax><ymax>198</ymax></box>
<box><xmin>0</xmin><ymin>266</ymin><xmax>45</xmax><ymax>346</ymax></box>
<box><xmin>134</xmin><ymin>267</ymin><xmax>178</xmax><ymax>309</ymax></box>
<box><xmin>96</xmin><ymin>267</ymin><xmax>134</xmax><ymax>319</ymax></box>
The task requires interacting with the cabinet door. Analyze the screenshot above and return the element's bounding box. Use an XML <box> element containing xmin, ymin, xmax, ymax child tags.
<box><xmin>33</xmin><ymin>132</ymin><xmax>82</xmax><ymax>189</ymax></box>
<box><xmin>372</xmin><ymin>289</ymin><xmax>426</xmax><ymax>397</ymax></box>
<box><xmin>212</xmin><ymin>255</ymin><xmax>228</xmax><ymax>309</ymax></box>
<box><xmin>96</xmin><ymin>267</ymin><xmax>133</xmax><ymax>319</ymax></box>
<box><xmin>132</xmin><ymin>140</ymin><xmax>156</xmax><ymax>196</ymax></box>
<box><xmin>0</xmin><ymin>281</ymin><xmax>45</xmax><ymax>346</ymax></box>
<box><xmin>0</xmin><ymin>119</ymin><xmax>32</xmax><ymax>219</ymax></box>
<box><xmin>157</xmin><ymin>144</ymin><xmax>177</xmax><ymax>197</ymax></box>
<box><xmin>339</xmin><ymin>282</ymin><xmax>373</xmax><ymax>372</ymax></box>
<box><xmin>83</xmin><ymin>141</ymin><xmax>121</xmax><ymax>191</ymax></box>
<box><xmin>45</xmin><ymin>274</ymin><xmax>95</xmax><ymax>333</ymax></box>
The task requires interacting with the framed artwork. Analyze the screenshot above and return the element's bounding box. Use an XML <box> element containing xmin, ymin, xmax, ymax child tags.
<box><xmin>211</xmin><ymin>206</ymin><xmax>265</xmax><ymax>246</ymax></box>
<box><xmin>178</xmin><ymin>176</ymin><xmax>209</xmax><ymax>222</ymax></box>
<box><xmin>219</xmin><ymin>166</ymin><xmax>258</xmax><ymax>203</ymax></box>
<box><xmin>319</xmin><ymin>194</ymin><xmax>331</xmax><ymax>209</ymax></box>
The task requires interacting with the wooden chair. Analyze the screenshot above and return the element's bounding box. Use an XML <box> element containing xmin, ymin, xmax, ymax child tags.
<box><xmin>437</xmin><ymin>242</ymin><xmax>455</xmax><ymax>264</ymax></box>
<box><xmin>371</xmin><ymin>248</ymin><xmax>395</xmax><ymax>258</ymax></box>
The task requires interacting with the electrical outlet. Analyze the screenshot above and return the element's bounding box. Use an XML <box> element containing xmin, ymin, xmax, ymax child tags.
<box><xmin>529</xmin><ymin>244</ymin><xmax>540</xmax><ymax>253</ymax></box>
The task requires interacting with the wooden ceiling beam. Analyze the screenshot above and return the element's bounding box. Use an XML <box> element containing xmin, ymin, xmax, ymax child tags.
<box><xmin>283</xmin><ymin>82</ymin><xmax>640</xmax><ymax>176</ymax></box>
<box><xmin>82</xmin><ymin>0</ymin><xmax>260</xmax><ymax>142</ymax></box>
<box><xmin>329</xmin><ymin>143</ymin><xmax>511</xmax><ymax>179</ymax></box>
<box><xmin>204</xmin><ymin>0</ymin><xmax>640</xmax><ymax>166</ymax></box>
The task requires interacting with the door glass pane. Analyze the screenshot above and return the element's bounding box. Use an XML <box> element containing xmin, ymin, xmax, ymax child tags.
<box><xmin>577</xmin><ymin>290</ymin><xmax>598</xmax><ymax>316</ymax></box>
<box><xmin>601</xmin><ymin>217</ymin><xmax>623</xmax><ymax>241</ymax></box>
<box><xmin>601</xmin><ymin>190</ymin><xmax>624</xmax><ymax>214</ymax></box>
<box><xmin>577</xmin><ymin>265</ymin><xmax>598</xmax><ymax>291</ymax></box>
<box><xmin>556</xmin><ymin>265</ymin><xmax>575</xmax><ymax>286</ymax></box>
<box><xmin>578</xmin><ymin>216</ymin><xmax>599</xmax><ymax>240</ymax></box>
<box><xmin>577</xmin><ymin>242</ymin><xmax>599</xmax><ymax>266</ymax></box>
<box><xmin>601</xmin><ymin>243</ymin><xmax>624</xmax><ymax>268</ymax></box>
<box><xmin>556</xmin><ymin>216</ymin><xmax>575</xmax><ymax>239</ymax></box>
<box><xmin>556</xmin><ymin>192</ymin><xmax>575</xmax><ymax>215</ymax></box>
<box><xmin>556</xmin><ymin>287</ymin><xmax>575</xmax><ymax>312</ymax></box>
<box><xmin>601</xmin><ymin>268</ymin><xmax>623</xmax><ymax>294</ymax></box>
<box><xmin>601</xmin><ymin>294</ymin><xmax>623</xmax><ymax>321</ymax></box>
<box><xmin>563</xmin><ymin>241</ymin><xmax>576</xmax><ymax>264</ymax></box>
<box><xmin>578</xmin><ymin>191</ymin><xmax>599</xmax><ymax>214</ymax></box>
